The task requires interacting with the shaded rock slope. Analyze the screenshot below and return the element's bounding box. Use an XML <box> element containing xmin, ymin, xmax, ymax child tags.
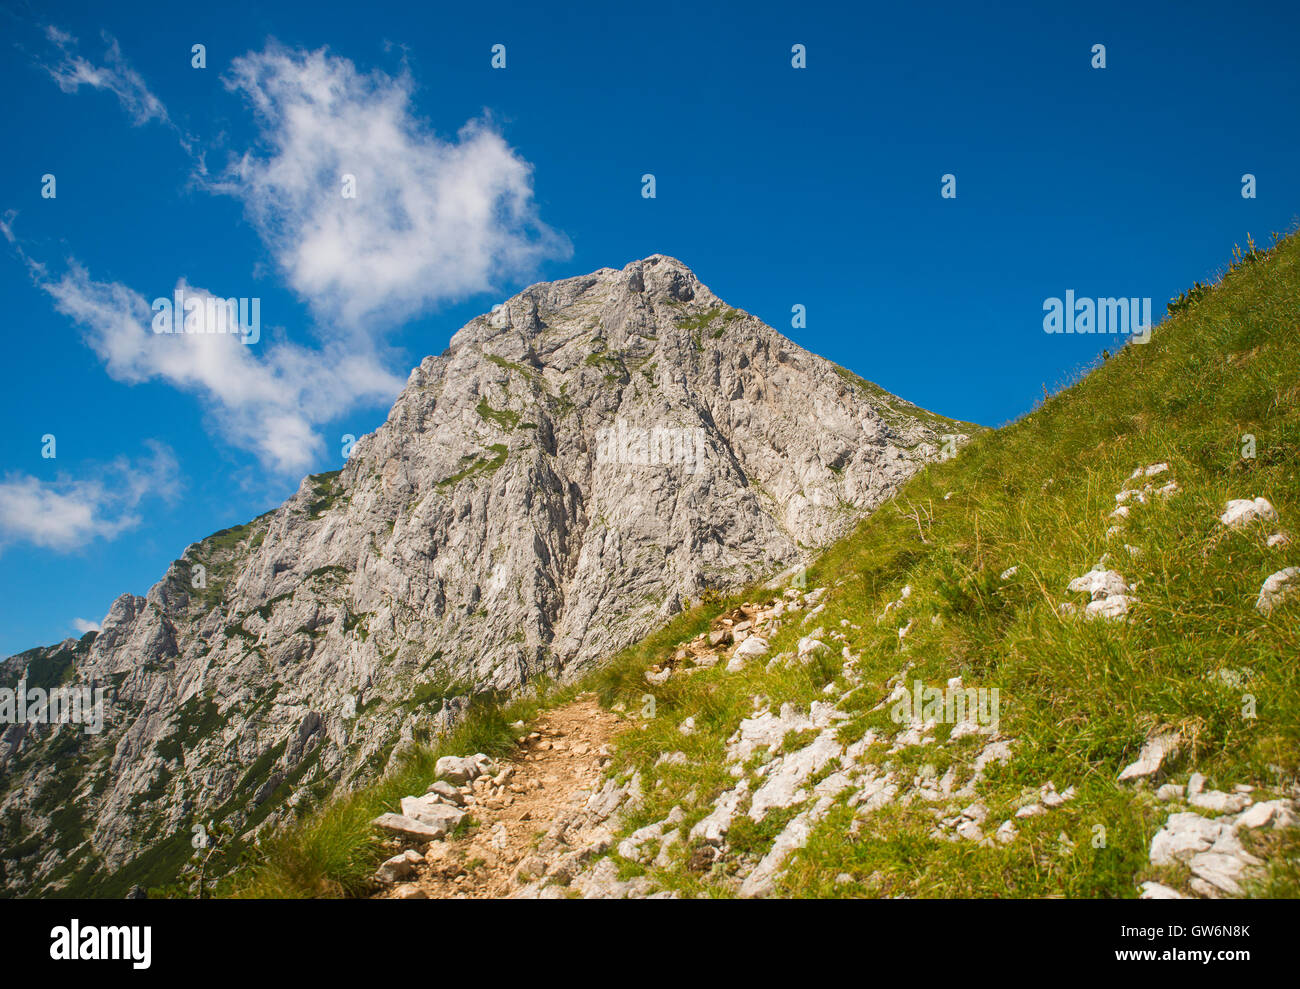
<box><xmin>0</xmin><ymin>254</ymin><xmax>970</xmax><ymax>895</ymax></box>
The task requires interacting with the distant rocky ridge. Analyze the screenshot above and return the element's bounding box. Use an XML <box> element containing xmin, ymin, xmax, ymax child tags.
<box><xmin>0</xmin><ymin>254</ymin><xmax>971</xmax><ymax>895</ymax></box>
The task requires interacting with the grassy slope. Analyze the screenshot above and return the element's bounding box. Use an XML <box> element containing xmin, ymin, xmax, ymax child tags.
<box><xmin>588</xmin><ymin>232</ymin><xmax>1300</xmax><ymax>898</ymax></box>
<box><xmin>229</xmin><ymin>232</ymin><xmax>1298</xmax><ymax>899</ymax></box>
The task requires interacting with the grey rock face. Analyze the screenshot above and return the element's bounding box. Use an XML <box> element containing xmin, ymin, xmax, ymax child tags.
<box><xmin>0</xmin><ymin>255</ymin><xmax>968</xmax><ymax>895</ymax></box>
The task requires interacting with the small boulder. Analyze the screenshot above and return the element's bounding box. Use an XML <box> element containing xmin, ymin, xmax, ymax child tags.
<box><xmin>1256</xmin><ymin>567</ymin><xmax>1299</xmax><ymax>615</ymax></box>
<box><xmin>400</xmin><ymin>794</ymin><xmax>468</xmax><ymax>833</ymax></box>
<box><xmin>1219</xmin><ymin>497</ymin><xmax>1278</xmax><ymax>529</ymax></box>
<box><xmin>435</xmin><ymin>754</ymin><xmax>491</xmax><ymax>784</ymax></box>
<box><xmin>1139</xmin><ymin>881</ymin><xmax>1186</xmax><ymax>899</ymax></box>
<box><xmin>1118</xmin><ymin>731</ymin><xmax>1180</xmax><ymax>782</ymax></box>
<box><xmin>372</xmin><ymin>813</ymin><xmax>452</xmax><ymax>842</ymax></box>
<box><xmin>425</xmin><ymin>780</ymin><xmax>465</xmax><ymax>805</ymax></box>
<box><xmin>1067</xmin><ymin>568</ymin><xmax>1129</xmax><ymax>601</ymax></box>
<box><xmin>1085</xmin><ymin>594</ymin><xmax>1136</xmax><ymax>621</ymax></box>
<box><xmin>375</xmin><ymin>850</ymin><xmax>421</xmax><ymax>884</ymax></box>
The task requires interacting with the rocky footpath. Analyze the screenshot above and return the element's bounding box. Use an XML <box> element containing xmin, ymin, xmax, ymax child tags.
<box><xmin>368</xmin><ymin>695</ymin><xmax>662</xmax><ymax>899</ymax></box>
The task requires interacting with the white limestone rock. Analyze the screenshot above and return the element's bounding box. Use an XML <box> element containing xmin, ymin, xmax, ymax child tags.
<box><xmin>1256</xmin><ymin>567</ymin><xmax>1300</xmax><ymax>615</ymax></box>
<box><xmin>1219</xmin><ymin>497</ymin><xmax>1278</xmax><ymax>529</ymax></box>
<box><xmin>1118</xmin><ymin>731</ymin><xmax>1180</xmax><ymax>781</ymax></box>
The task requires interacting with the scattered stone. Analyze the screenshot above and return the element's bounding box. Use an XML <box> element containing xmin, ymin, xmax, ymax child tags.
<box><xmin>1235</xmin><ymin>801</ymin><xmax>1277</xmax><ymax>830</ymax></box>
<box><xmin>955</xmin><ymin>818</ymin><xmax>984</xmax><ymax>841</ymax></box>
<box><xmin>654</xmin><ymin>829</ymin><xmax>681</xmax><ymax>868</ymax></box>
<box><xmin>435</xmin><ymin>754</ymin><xmax>491</xmax><ymax>785</ymax></box>
<box><xmin>1117</xmin><ymin>731</ymin><xmax>1180</xmax><ymax>781</ymax></box>
<box><xmin>797</xmin><ymin>633</ymin><xmax>828</xmax><ymax>657</ymax></box>
<box><xmin>1068</xmin><ymin>568</ymin><xmax>1130</xmax><ymax>601</ymax></box>
<box><xmin>375</xmin><ymin>850</ymin><xmax>421</xmax><ymax>883</ymax></box>
<box><xmin>690</xmin><ymin>780</ymin><xmax>750</xmax><ymax>844</ymax></box>
<box><xmin>372</xmin><ymin>813</ymin><xmax>454</xmax><ymax>842</ymax></box>
<box><xmin>740</xmin><ymin>796</ymin><xmax>836</xmax><ymax>898</ymax></box>
<box><xmin>1139</xmin><ymin>881</ymin><xmax>1186</xmax><ymax>899</ymax></box>
<box><xmin>400</xmin><ymin>795</ymin><xmax>467</xmax><ymax>832</ymax></box>
<box><xmin>748</xmin><ymin>730</ymin><xmax>843</xmax><ymax>820</ymax></box>
<box><xmin>425</xmin><ymin>780</ymin><xmax>465</xmax><ymax>805</ymax></box>
<box><xmin>1189</xmin><ymin>790</ymin><xmax>1252</xmax><ymax>814</ymax></box>
<box><xmin>1130</xmin><ymin>463</ymin><xmax>1169</xmax><ymax>479</ymax></box>
<box><xmin>1039</xmin><ymin>783</ymin><xmax>1075</xmax><ymax>808</ymax></box>
<box><xmin>1256</xmin><ymin>567</ymin><xmax>1299</xmax><ymax>615</ymax></box>
<box><xmin>1149</xmin><ymin>812</ymin><xmax>1223</xmax><ymax>866</ymax></box>
<box><xmin>1188</xmin><ymin>851</ymin><xmax>1247</xmax><ymax>896</ymax></box>
<box><xmin>1085</xmin><ymin>594</ymin><xmax>1136</xmax><ymax>621</ymax></box>
<box><xmin>1219</xmin><ymin>497</ymin><xmax>1278</xmax><ymax>529</ymax></box>
<box><xmin>514</xmin><ymin>855</ymin><xmax>548</xmax><ymax>882</ymax></box>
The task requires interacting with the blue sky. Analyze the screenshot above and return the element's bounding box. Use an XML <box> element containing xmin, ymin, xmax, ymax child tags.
<box><xmin>2</xmin><ymin>0</ymin><xmax>1298</xmax><ymax>655</ymax></box>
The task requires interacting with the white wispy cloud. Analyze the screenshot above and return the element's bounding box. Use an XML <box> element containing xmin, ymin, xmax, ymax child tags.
<box><xmin>40</xmin><ymin>25</ymin><xmax>169</xmax><ymax>126</ymax></box>
<box><xmin>214</xmin><ymin>45</ymin><xmax>570</xmax><ymax>327</ymax></box>
<box><xmin>0</xmin><ymin>442</ymin><xmax>180</xmax><ymax>553</ymax></box>
<box><xmin>72</xmin><ymin>618</ymin><xmax>102</xmax><ymax>634</ymax></box>
<box><xmin>39</xmin><ymin>266</ymin><xmax>404</xmax><ymax>474</ymax></box>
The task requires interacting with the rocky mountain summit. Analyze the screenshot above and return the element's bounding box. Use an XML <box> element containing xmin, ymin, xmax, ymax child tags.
<box><xmin>0</xmin><ymin>254</ymin><xmax>969</xmax><ymax>895</ymax></box>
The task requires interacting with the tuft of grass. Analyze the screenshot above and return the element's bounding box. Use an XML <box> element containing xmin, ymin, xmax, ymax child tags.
<box><xmin>435</xmin><ymin>444</ymin><xmax>509</xmax><ymax>489</ymax></box>
<box><xmin>475</xmin><ymin>397</ymin><xmax>521</xmax><ymax>431</ymax></box>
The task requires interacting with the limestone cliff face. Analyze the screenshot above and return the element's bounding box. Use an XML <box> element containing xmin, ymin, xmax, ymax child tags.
<box><xmin>0</xmin><ymin>255</ymin><xmax>970</xmax><ymax>894</ymax></box>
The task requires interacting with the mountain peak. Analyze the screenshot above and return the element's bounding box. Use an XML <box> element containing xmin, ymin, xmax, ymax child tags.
<box><xmin>1</xmin><ymin>255</ymin><xmax>969</xmax><ymax>896</ymax></box>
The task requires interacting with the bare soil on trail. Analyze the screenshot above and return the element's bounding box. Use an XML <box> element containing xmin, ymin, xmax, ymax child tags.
<box><xmin>375</xmin><ymin>693</ymin><xmax>624</xmax><ymax>899</ymax></box>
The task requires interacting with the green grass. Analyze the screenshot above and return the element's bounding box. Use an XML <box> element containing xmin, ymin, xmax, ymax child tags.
<box><xmin>675</xmin><ymin>306</ymin><xmax>742</xmax><ymax>333</ymax></box>
<box><xmin>831</xmin><ymin>363</ymin><xmax>980</xmax><ymax>434</ymax></box>
<box><xmin>305</xmin><ymin>470</ymin><xmax>344</xmax><ymax>518</ymax></box>
<box><xmin>475</xmin><ymin>396</ymin><xmax>521</xmax><ymax>431</ymax></box>
<box><xmin>435</xmin><ymin>444</ymin><xmax>509</xmax><ymax>489</ymax></box>
<box><xmin>484</xmin><ymin>353</ymin><xmax>539</xmax><ymax>380</ymax></box>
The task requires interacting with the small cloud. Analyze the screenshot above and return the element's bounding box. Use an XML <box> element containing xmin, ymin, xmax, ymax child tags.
<box><xmin>39</xmin><ymin>26</ymin><xmax>169</xmax><ymax>126</ymax></box>
<box><xmin>33</xmin><ymin>263</ymin><xmax>403</xmax><ymax>474</ymax></box>
<box><xmin>0</xmin><ymin>442</ymin><xmax>180</xmax><ymax>553</ymax></box>
<box><xmin>72</xmin><ymin>618</ymin><xmax>102</xmax><ymax>634</ymax></box>
<box><xmin>212</xmin><ymin>44</ymin><xmax>570</xmax><ymax>328</ymax></box>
